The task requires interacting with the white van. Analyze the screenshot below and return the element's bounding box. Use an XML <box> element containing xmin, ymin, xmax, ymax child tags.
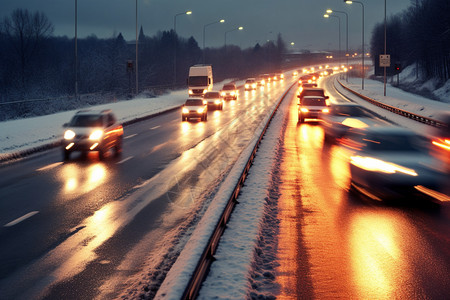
<box><xmin>188</xmin><ymin>65</ymin><xmax>213</xmax><ymax>97</ymax></box>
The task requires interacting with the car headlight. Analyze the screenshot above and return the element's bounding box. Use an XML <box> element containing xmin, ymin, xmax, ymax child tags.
<box><xmin>261</xmin><ymin>80</ymin><xmax>265</xmax><ymax>85</ymax></box>
<box><xmin>252</xmin><ymin>84</ymin><xmax>256</xmax><ymax>88</ymax></box>
<box><xmin>322</xmin><ymin>108</ymin><xmax>330</xmax><ymax>113</ymax></box>
<box><xmin>64</xmin><ymin>130</ymin><xmax>76</xmax><ymax>140</ymax></box>
<box><xmin>188</xmin><ymin>89</ymin><xmax>193</xmax><ymax>95</ymax></box>
<box><xmin>89</xmin><ymin>130</ymin><xmax>103</xmax><ymax>140</ymax></box>
<box><xmin>245</xmin><ymin>84</ymin><xmax>249</xmax><ymax>88</ymax></box>
<box><xmin>350</xmin><ymin>156</ymin><xmax>418</xmax><ymax>176</ymax></box>
<box><xmin>202</xmin><ymin>89</ymin><xmax>207</xmax><ymax>94</ymax></box>
<box><xmin>182</xmin><ymin>107</ymin><xmax>189</xmax><ymax>114</ymax></box>
<box><xmin>280</xmin><ymin>74</ymin><xmax>284</xmax><ymax>78</ymax></box>
<box><xmin>230</xmin><ymin>91</ymin><xmax>236</xmax><ymax>96</ymax></box>
<box><xmin>300</xmin><ymin>108</ymin><xmax>309</xmax><ymax>113</ymax></box>
<box><xmin>221</xmin><ymin>92</ymin><xmax>225</xmax><ymax>96</ymax></box>
<box><xmin>215</xmin><ymin>100</ymin><xmax>221</xmax><ymax>104</ymax></box>
<box><xmin>197</xmin><ymin>108</ymin><xmax>205</xmax><ymax>113</ymax></box>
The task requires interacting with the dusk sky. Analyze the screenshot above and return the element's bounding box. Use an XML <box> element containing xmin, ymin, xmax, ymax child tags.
<box><xmin>1</xmin><ymin>0</ymin><xmax>413</xmax><ymax>51</ymax></box>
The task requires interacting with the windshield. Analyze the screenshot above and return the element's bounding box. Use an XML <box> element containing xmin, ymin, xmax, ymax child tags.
<box><xmin>222</xmin><ymin>85</ymin><xmax>235</xmax><ymax>90</ymax></box>
<box><xmin>302</xmin><ymin>98</ymin><xmax>326</xmax><ymax>106</ymax></box>
<box><xmin>185</xmin><ymin>99</ymin><xmax>204</xmax><ymax>106</ymax></box>
<box><xmin>364</xmin><ymin>133</ymin><xmax>425</xmax><ymax>152</ymax></box>
<box><xmin>333</xmin><ymin>106</ymin><xmax>372</xmax><ymax>117</ymax></box>
<box><xmin>204</xmin><ymin>92</ymin><xmax>220</xmax><ymax>99</ymax></box>
<box><xmin>188</xmin><ymin>76</ymin><xmax>208</xmax><ymax>86</ymax></box>
<box><xmin>70</xmin><ymin>115</ymin><xmax>103</xmax><ymax>127</ymax></box>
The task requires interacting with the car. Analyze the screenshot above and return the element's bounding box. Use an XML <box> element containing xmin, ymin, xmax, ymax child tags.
<box><xmin>297</xmin><ymin>87</ymin><xmax>329</xmax><ymax>104</ymax></box>
<box><xmin>339</xmin><ymin>126</ymin><xmax>447</xmax><ymax>202</ymax></box>
<box><xmin>220</xmin><ymin>83</ymin><xmax>238</xmax><ymax>100</ymax></box>
<box><xmin>321</xmin><ymin>103</ymin><xmax>385</xmax><ymax>142</ymax></box>
<box><xmin>62</xmin><ymin>109</ymin><xmax>123</xmax><ymax>160</ymax></box>
<box><xmin>256</xmin><ymin>77</ymin><xmax>266</xmax><ymax>86</ymax></box>
<box><xmin>430</xmin><ymin>111</ymin><xmax>450</xmax><ymax>172</ymax></box>
<box><xmin>203</xmin><ymin>91</ymin><xmax>224</xmax><ymax>110</ymax></box>
<box><xmin>298</xmin><ymin>96</ymin><xmax>329</xmax><ymax>123</ymax></box>
<box><xmin>244</xmin><ymin>78</ymin><xmax>257</xmax><ymax>90</ymax></box>
<box><xmin>300</xmin><ymin>82</ymin><xmax>318</xmax><ymax>88</ymax></box>
<box><xmin>298</xmin><ymin>74</ymin><xmax>317</xmax><ymax>86</ymax></box>
<box><xmin>261</xmin><ymin>73</ymin><xmax>272</xmax><ymax>83</ymax></box>
<box><xmin>182</xmin><ymin>98</ymin><xmax>208</xmax><ymax>121</ymax></box>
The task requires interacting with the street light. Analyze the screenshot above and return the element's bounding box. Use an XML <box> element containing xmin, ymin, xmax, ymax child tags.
<box><xmin>74</xmin><ymin>0</ymin><xmax>78</xmax><ymax>98</ymax></box>
<box><xmin>326</xmin><ymin>8</ymin><xmax>349</xmax><ymax>82</ymax></box>
<box><xmin>224</xmin><ymin>26</ymin><xmax>243</xmax><ymax>47</ymax></box>
<box><xmin>135</xmin><ymin>0</ymin><xmax>138</xmax><ymax>95</ymax></box>
<box><xmin>173</xmin><ymin>10</ymin><xmax>192</xmax><ymax>85</ymax></box>
<box><xmin>323</xmin><ymin>14</ymin><xmax>341</xmax><ymax>66</ymax></box>
<box><xmin>345</xmin><ymin>0</ymin><xmax>365</xmax><ymax>90</ymax></box>
<box><xmin>203</xmin><ymin>19</ymin><xmax>225</xmax><ymax>63</ymax></box>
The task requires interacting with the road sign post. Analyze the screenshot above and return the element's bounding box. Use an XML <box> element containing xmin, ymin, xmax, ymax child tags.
<box><xmin>380</xmin><ymin>54</ymin><xmax>390</xmax><ymax>96</ymax></box>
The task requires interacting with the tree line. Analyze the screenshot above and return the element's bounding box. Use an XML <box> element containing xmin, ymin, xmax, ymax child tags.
<box><xmin>371</xmin><ymin>0</ymin><xmax>450</xmax><ymax>83</ymax></box>
<box><xmin>0</xmin><ymin>8</ymin><xmax>286</xmax><ymax>109</ymax></box>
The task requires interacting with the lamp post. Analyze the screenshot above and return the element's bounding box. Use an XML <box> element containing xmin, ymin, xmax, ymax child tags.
<box><xmin>383</xmin><ymin>0</ymin><xmax>387</xmax><ymax>96</ymax></box>
<box><xmin>135</xmin><ymin>0</ymin><xmax>138</xmax><ymax>95</ymax></box>
<box><xmin>203</xmin><ymin>19</ymin><xmax>225</xmax><ymax>63</ymax></box>
<box><xmin>345</xmin><ymin>0</ymin><xmax>365</xmax><ymax>90</ymax></box>
<box><xmin>326</xmin><ymin>9</ymin><xmax>349</xmax><ymax>82</ymax></box>
<box><xmin>173</xmin><ymin>11</ymin><xmax>192</xmax><ymax>85</ymax></box>
<box><xmin>224</xmin><ymin>26</ymin><xmax>243</xmax><ymax>47</ymax></box>
<box><xmin>74</xmin><ymin>0</ymin><xmax>78</xmax><ymax>98</ymax></box>
<box><xmin>323</xmin><ymin>14</ymin><xmax>341</xmax><ymax>66</ymax></box>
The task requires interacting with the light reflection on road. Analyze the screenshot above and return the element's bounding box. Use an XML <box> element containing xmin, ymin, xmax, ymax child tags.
<box><xmin>274</xmin><ymin>96</ymin><xmax>449</xmax><ymax>299</ymax></box>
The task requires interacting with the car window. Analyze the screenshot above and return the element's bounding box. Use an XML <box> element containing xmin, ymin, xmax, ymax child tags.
<box><xmin>185</xmin><ymin>99</ymin><xmax>204</xmax><ymax>106</ymax></box>
<box><xmin>70</xmin><ymin>115</ymin><xmax>103</xmax><ymax>127</ymax></box>
<box><xmin>222</xmin><ymin>85</ymin><xmax>235</xmax><ymax>90</ymax></box>
<box><xmin>302</xmin><ymin>98</ymin><xmax>326</xmax><ymax>106</ymax></box>
<box><xmin>363</xmin><ymin>134</ymin><xmax>425</xmax><ymax>152</ymax></box>
<box><xmin>204</xmin><ymin>92</ymin><xmax>220</xmax><ymax>98</ymax></box>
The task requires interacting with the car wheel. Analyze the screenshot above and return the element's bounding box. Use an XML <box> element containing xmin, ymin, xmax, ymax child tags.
<box><xmin>298</xmin><ymin>114</ymin><xmax>304</xmax><ymax>123</ymax></box>
<box><xmin>114</xmin><ymin>138</ymin><xmax>123</xmax><ymax>157</ymax></box>
<box><xmin>63</xmin><ymin>149</ymin><xmax>71</xmax><ymax>161</ymax></box>
<box><xmin>99</xmin><ymin>148</ymin><xmax>106</xmax><ymax>160</ymax></box>
<box><xmin>204</xmin><ymin>113</ymin><xmax>208</xmax><ymax>121</ymax></box>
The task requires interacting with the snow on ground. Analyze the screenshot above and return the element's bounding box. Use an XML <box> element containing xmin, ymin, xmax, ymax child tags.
<box><xmin>0</xmin><ymin>79</ymin><xmax>243</xmax><ymax>161</ymax></box>
<box><xmin>332</xmin><ymin>76</ymin><xmax>450</xmax><ymax>136</ymax></box>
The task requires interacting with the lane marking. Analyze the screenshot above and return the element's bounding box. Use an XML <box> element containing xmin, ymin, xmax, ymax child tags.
<box><xmin>150</xmin><ymin>125</ymin><xmax>161</xmax><ymax>130</ymax></box>
<box><xmin>4</xmin><ymin>211</ymin><xmax>39</xmax><ymax>227</ymax></box>
<box><xmin>36</xmin><ymin>162</ymin><xmax>63</xmax><ymax>172</ymax></box>
<box><xmin>124</xmin><ymin>134</ymin><xmax>137</xmax><ymax>139</ymax></box>
<box><xmin>117</xmin><ymin>156</ymin><xmax>133</xmax><ymax>164</ymax></box>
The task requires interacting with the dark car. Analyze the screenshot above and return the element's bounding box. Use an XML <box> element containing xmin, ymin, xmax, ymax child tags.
<box><xmin>204</xmin><ymin>91</ymin><xmax>224</xmax><ymax>110</ymax></box>
<box><xmin>298</xmin><ymin>96</ymin><xmax>329</xmax><ymax>123</ymax></box>
<box><xmin>62</xmin><ymin>109</ymin><xmax>123</xmax><ymax>160</ymax></box>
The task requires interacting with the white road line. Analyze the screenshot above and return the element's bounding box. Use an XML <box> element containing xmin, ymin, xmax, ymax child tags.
<box><xmin>117</xmin><ymin>156</ymin><xmax>133</xmax><ymax>164</ymax></box>
<box><xmin>150</xmin><ymin>125</ymin><xmax>161</xmax><ymax>130</ymax></box>
<box><xmin>124</xmin><ymin>133</ymin><xmax>137</xmax><ymax>139</ymax></box>
<box><xmin>36</xmin><ymin>162</ymin><xmax>63</xmax><ymax>172</ymax></box>
<box><xmin>4</xmin><ymin>211</ymin><xmax>39</xmax><ymax>227</ymax></box>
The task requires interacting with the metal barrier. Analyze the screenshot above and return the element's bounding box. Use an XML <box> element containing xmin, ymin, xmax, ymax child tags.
<box><xmin>337</xmin><ymin>79</ymin><xmax>446</xmax><ymax>128</ymax></box>
<box><xmin>181</xmin><ymin>81</ymin><xmax>297</xmax><ymax>300</ymax></box>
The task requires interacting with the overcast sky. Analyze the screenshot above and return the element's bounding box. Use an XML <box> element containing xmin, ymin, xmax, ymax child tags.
<box><xmin>1</xmin><ymin>0</ymin><xmax>413</xmax><ymax>51</ymax></box>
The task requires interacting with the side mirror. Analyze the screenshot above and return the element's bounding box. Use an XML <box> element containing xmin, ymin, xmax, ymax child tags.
<box><xmin>63</xmin><ymin>123</ymin><xmax>68</xmax><ymax>127</ymax></box>
<box><xmin>325</xmin><ymin>96</ymin><xmax>329</xmax><ymax>99</ymax></box>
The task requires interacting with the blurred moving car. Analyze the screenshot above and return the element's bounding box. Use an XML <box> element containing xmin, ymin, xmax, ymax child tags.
<box><xmin>62</xmin><ymin>109</ymin><xmax>123</xmax><ymax>160</ymax></box>
<box><xmin>220</xmin><ymin>83</ymin><xmax>238</xmax><ymax>100</ymax></box>
<box><xmin>256</xmin><ymin>77</ymin><xmax>266</xmax><ymax>86</ymax></box>
<box><xmin>340</xmin><ymin>126</ymin><xmax>446</xmax><ymax>202</ymax></box>
<box><xmin>430</xmin><ymin>111</ymin><xmax>450</xmax><ymax>172</ymax></box>
<box><xmin>182</xmin><ymin>98</ymin><xmax>208</xmax><ymax>121</ymax></box>
<box><xmin>203</xmin><ymin>91</ymin><xmax>224</xmax><ymax>110</ymax></box>
<box><xmin>245</xmin><ymin>78</ymin><xmax>257</xmax><ymax>90</ymax></box>
<box><xmin>298</xmin><ymin>96</ymin><xmax>329</xmax><ymax>123</ymax></box>
<box><xmin>321</xmin><ymin>103</ymin><xmax>383</xmax><ymax>142</ymax></box>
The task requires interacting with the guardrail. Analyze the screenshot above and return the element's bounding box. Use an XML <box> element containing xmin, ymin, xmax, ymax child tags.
<box><xmin>337</xmin><ymin>79</ymin><xmax>446</xmax><ymax>128</ymax></box>
<box><xmin>181</xmin><ymin>81</ymin><xmax>297</xmax><ymax>300</ymax></box>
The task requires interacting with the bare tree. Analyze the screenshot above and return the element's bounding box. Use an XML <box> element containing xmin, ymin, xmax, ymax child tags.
<box><xmin>2</xmin><ymin>9</ymin><xmax>54</xmax><ymax>90</ymax></box>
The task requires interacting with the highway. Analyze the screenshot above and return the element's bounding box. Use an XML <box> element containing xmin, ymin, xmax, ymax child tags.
<box><xmin>0</xmin><ymin>80</ymin><xmax>292</xmax><ymax>299</ymax></box>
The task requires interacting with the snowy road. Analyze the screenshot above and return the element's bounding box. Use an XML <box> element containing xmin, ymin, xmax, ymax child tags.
<box><xmin>0</xmin><ymin>80</ymin><xmax>293</xmax><ymax>299</ymax></box>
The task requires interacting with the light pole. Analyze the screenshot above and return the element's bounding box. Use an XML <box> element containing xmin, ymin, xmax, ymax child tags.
<box><xmin>323</xmin><ymin>14</ymin><xmax>341</xmax><ymax>66</ymax></box>
<box><xmin>203</xmin><ymin>19</ymin><xmax>225</xmax><ymax>63</ymax></box>
<box><xmin>173</xmin><ymin>11</ymin><xmax>192</xmax><ymax>85</ymax></box>
<box><xmin>135</xmin><ymin>0</ymin><xmax>138</xmax><ymax>95</ymax></box>
<box><xmin>383</xmin><ymin>0</ymin><xmax>387</xmax><ymax>96</ymax></box>
<box><xmin>74</xmin><ymin>0</ymin><xmax>78</xmax><ymax>98</ymax></box>
<box><xmin>326</xmin><ymin>9</ymin><xmax>349</xmax><ymax>82</ymax></box>
<box><xmin>345</xmin><ymin>0</ymin><xmax>365</xmax><ymax>90</ymax></box>
<box><xmin>224</xmin><ymin>26</ymin><xmax>243</xmax><ymax>47</ymax></box>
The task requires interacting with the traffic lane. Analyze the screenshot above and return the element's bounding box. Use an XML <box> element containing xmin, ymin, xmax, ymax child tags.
<box><xmin>0</xmin><ymin>81</ymin><xmax>291</xmax><ymax>293</ymax></box>
<box><xmin>275</xmin><ymin>94</ymin><xmax>450</xmax><ymax>299</ymax></box>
